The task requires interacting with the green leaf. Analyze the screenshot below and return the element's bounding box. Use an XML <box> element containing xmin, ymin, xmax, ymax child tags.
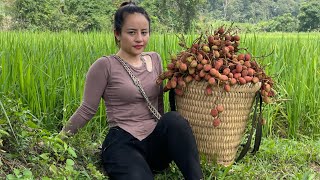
<box><xmin>13</xmin><ymin>168</ymin><xmax>20</xmax><ymax>176</ymax></box>
<box><xmin>66</xmin><ymin>159</ymin><xmax>74</xmax><ymax>166</ymax></box>
<box><xmin>67</xmin><ymin>147</ymin><xmax>77</xmax><ymax>158</ymax></box>
<box><xmin>22</xmin><ymin>169</ymin><xmax>33</xmax><ymax>178</ymax></box>
<box><xmin>0</xmin><ymin>129</ymin><xmax>10</xmax><ymax>136</ymax></box>
<box><xmin>54</xmin><ymin>137</ymin><xmax>64</xmax><ymax>144</ymax></box>
<box><xmin>0</xmin><ymin>119</ymin><xmax>6</xmax><ymax>125</ymax></box>
<box><xmin>63</xmin><ymin>142</ymin><xmax>68</xmax><ymax>151</ymax></box>
<box><xmin>6</xmin><ymin>174</ymin><xmax>16</xmax><ymax>180</ymax></box>
<box><xmin>39</xmin><ymin>153</ymin><xmax>50</xmax><ymax>160</ymax></box>
<box><xmin>0</xmin><ymin>129</ymin><xmax>9</xmax><ymax>136</ymax></box>
<box><xmin>25</xmin><ymin>120</ymin><xmax>39</xmax><ymax>129</ymax></box>
<box><xmin>65</xmin><ymin>165</ymin><xmax>74</xmax><ymax>172</ymax></box>
<box><xmin>49</xmin><ymin>164</ymin><xmax>58</xmax><ymax>174</ymax></box>
<box><xmin>52</xmin><ymin>143</ymin><xmax>63</xmax><ymax>151</ymax></box>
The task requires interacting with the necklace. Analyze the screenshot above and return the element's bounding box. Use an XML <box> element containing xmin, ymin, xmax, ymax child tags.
<box><xmin>140</xmin><ymin>54</ymin><xmax>146</xmax><ymax>66</ymax></box>
<box><xmin>114</xmin><ymin>54</ymin><xmax>146</xmax><ymax>67</ymax></box>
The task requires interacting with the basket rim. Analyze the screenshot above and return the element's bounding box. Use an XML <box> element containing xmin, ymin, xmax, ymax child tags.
<box><xmin>182</xmin><ymin>81</ymin><xmax>261</xmax><ymax>93</ymax></box>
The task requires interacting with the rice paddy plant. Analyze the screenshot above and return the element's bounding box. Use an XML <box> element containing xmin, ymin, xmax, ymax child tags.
<box><xmin>0</xmin><ymin>31</ymin><xmax>319</xmax><ymax>138</ymax></box>
<box><xmin>241</xmin><ymin>32</ymin><xmax>320</xmax><ymax>138</ymax></box>
<box><xmin>0</xmin><ymin>31</ymin><xmax>115</xmax><ymax>131</ymax></box>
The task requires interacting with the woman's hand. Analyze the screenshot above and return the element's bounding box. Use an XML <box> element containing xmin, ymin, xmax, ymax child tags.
<box><xmin>57</xmin><ymin>130</ymin><xmax>69</xmax><ymax>140</ymax></box>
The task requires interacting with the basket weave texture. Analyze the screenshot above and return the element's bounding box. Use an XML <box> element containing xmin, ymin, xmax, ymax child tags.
<box><xmin>176</xmin><ymin>81</ymin><xmax>261</xmax><ymax>166</ymax></box>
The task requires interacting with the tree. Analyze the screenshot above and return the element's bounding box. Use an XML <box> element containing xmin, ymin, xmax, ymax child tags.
<box><xmin>62</xmin><ymin>0</ymin><xmax>111</xmax><ymax>32</ymax></box>
<box><xmin>261</xmin><ymin>13</ymin><xmax>299</xmax><ymax>32</ymax></box>
<box><xmin>206</xmin><ymin>0</ymin><xmax>301</xmax><ymax>24</ymax></box>
<box><xmin>224</xmin><ymin>0</ymin><xmax>245</xmax><ymax>22</ymax></box>
<box><xmin>298</xmin><ymin>0</ymin><xmax>320</xmax><ymax>31</ymax></box>
<box><xmin>140</xmin><ymin>0</ymin><xmax>169</xmax><ymax>32</ymax></box>
<box><xmin>144</xmin><ymin>0</ymin><xmax>206</xmax><ymax>33</ymax></box>
<box><xmin>11</xmin><ymin>0</ymin><xmax>66</xmax><ymax>31</ymax></box>
<box><xmin>271</xmin><ymin>0</ymin><xmax>300</xmax><ymax>17</ymax></box>
<box><xmin>5</xmin><ymin>0</ymin><xmax>310</xmax><ymax>32</ymax></box>
<box><xmin>10</xmin><ymin>0</ymin><xmax>114</xmax><ymax>32</ymax></box>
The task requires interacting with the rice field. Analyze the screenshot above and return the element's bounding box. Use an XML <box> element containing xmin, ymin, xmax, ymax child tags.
<box><xmin>0</xmin><ymin>31</ymin><xmax>319</xmax><ymax>138</ymax></box>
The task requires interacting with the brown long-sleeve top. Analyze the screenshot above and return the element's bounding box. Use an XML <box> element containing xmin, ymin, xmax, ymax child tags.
<box><xmin>62</xmin><ymin>52</ymin><xmax>164</xmax><ymax>140</ymax></box>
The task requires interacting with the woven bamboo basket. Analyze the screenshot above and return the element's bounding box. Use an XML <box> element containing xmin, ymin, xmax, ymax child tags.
<box><xmin>175</xmin><ymin>81</ymin><xmax>261</xmax><ymax>166</ymax></box>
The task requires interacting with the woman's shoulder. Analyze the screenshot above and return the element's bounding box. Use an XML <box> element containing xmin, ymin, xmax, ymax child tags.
<box><xmin>92</xmin><ymin>55</ymin><xmax>117</xmax><ymax>65</ymax></box>
<box><xmin>142</xmin><ymin>52</ymin><xmax>161</xmax><ymax>61</ymax></box>
<box><xmin>88</xmin><ymin>55</ymin><xmax>118</xmax><ymax>72</ymax></box>
<box><xmin>97</xmin><ymin>55</ymin><xmax>117</xmax><ymax>62</ymax></box>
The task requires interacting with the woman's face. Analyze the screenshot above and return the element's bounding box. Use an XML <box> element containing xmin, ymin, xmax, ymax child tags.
<box><xmin>116</xmin><ymin>13</ymin><xmax>150</xmax><ymax>57</ymax></box>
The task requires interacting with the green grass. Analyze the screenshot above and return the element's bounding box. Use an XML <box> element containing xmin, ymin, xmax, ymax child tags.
<box><xmin>0</xmin><ymin>31</ymin><xmax>320</xmax><ymax>178</ymax></box>
<box><xmin>239</xmin><ymin>32</ymin><xmax>320</xmax><ymax>138</ymax></box>
<box><xmin>157</xmin><ymin>137</ymin><xmax>320</xmax><ymax>179</ymax></box>
<box><xmin>1</xmin><ymin>31</ymin><xmax>319</xmax><ymax>138</ymax></box>
<box><xmin>1</xmin><ymin>92</ymin><xmax>319</xmax><ymax>179</ymax></box>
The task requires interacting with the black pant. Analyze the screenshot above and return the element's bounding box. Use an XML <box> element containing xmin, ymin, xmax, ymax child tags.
<box><xmin>101</xmin><ymin>111</ymin><xmax>203</xmax><ymax>180</ymax></box>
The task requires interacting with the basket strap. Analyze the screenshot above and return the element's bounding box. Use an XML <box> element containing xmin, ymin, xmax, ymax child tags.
<box><xmin>169</xmin><ymin>89</ymin><xmax>176</xmax><ymax>111</ymax></box>
<box><xmin>113</xmin><ymin>55</ymin><xmax>162</xmax><ymax>121</ymax></box>
<box><xmin>235</xmin><ymin>91</ymin><xmax>263</xmax><ymax>162</ymax></box>
<box><xmin>252</xmin><ymin>92</ymin><xmax>263</xmax><ymax>154</ymax></box>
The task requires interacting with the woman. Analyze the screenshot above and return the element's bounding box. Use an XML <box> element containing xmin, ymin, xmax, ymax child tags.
<box><xmin>60</xmin><ymin>1</ymin><xmax>203</xmax><ymax>179</ymax></box>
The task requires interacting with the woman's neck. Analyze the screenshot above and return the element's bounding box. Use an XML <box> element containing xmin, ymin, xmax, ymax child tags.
<box><xmin>116</xmin><ymin>51</ymin><xmax>143</xmax><ymax>67</ymax></box>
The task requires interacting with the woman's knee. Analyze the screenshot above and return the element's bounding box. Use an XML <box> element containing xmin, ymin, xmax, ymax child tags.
<box><xmin>107</xmin><ymin>169</ymin><xmax>153</xmax><ymax>180</ymax></box>
<box><xmin>102</xmin><ymin>150</ymin><xmax>154</xmax><ymax>180</ymax></box>
<box><xmin>108</xmin><ymin>167</ymin><xmax>153</xmax><ymax>180</ymax></box>
<box><xmin>162</xmin><ymin>111</ymin><xmax>190</xmax><ymax>129</ymax></box>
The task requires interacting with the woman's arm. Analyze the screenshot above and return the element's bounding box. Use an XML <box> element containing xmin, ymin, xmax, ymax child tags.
<box><xmin>156</xmin><ymin>53</ymin><xmax>164</xmax><ymax>115</ymax></box>
<box><xmin>61</xmin><ymin>57</ymin><xmax>109</xmax><ymax>135</ymax></box>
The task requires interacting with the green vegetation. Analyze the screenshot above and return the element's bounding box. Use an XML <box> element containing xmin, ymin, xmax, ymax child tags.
<box><xmin>1</xmin><ymin>0</ymin><xmax>320</xmax><ymax>32</ymax></box>
<box><xmin>1</xmin><ymin>92</ymin><xmax>319</xmax><ymax>179</ymax></box>
<box><xmin>1</xmin><ymin>31</ymin><xmax>319</xmax><ymax>137</ymax></box>
<box><xmin>0</xmin><ymin>92</ymin><xmax>105</xmax><ymax>179</ymax></box>
<box><xmin>0</xmin><ymin>31</ymin><xmax>319</xmax><ymax>178</ymax></box>
<box><xmin>1</xmin><ymin>1</ymin><xmax>320</xmax><ymax>179</ymax></box>
<box><xmin>298</xmin><ymin>1</ymin><xmax>320</xmax><ymax>31</ymax></box>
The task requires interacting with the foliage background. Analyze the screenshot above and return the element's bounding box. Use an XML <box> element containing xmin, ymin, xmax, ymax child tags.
<box><xmin>0</xmin><ymin>0</ymin><xmax>320</xmax><ymax>33</ymax></box>
<box><xmin>1</xmin><ymin>0</ymin><xmax>320</xmax><ymax>179</ymax></box>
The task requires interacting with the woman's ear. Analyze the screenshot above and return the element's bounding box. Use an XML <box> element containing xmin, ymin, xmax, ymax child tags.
<box><xmin>114</xmin><ymin>30</ymin><xmax>120</xmax><ymax>41</ymax></box>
